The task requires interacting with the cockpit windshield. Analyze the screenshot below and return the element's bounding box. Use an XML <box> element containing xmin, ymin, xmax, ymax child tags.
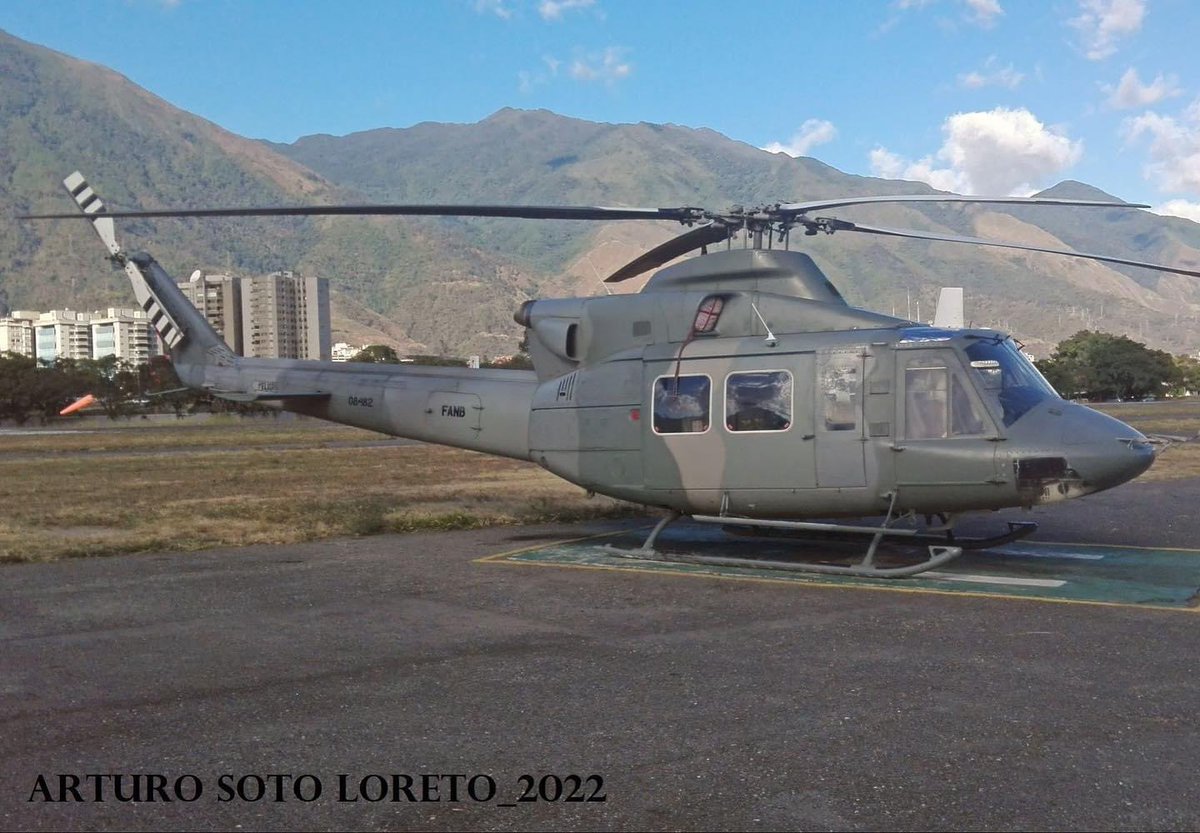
<box><xmin>964</xmin><ymin>338</ymin><xmax>1059</xmax><ymax>426</ymax></box>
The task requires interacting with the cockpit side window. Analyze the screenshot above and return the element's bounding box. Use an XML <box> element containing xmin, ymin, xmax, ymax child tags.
<box><xmin>951</xmin><ymin>373</ymin><xmax>987</xmax><ymax>435</ymax></box>
<box><xmin>905</xmin><ymin>365</ymin><xmax>947</xmax><ymax>439</ymax></box>
<box><xmin>964</xmin><ymin>339</ymin><xmax>1058</xmax><ymax>426</ymax></box>
<box><xmin>903</xmin><ymin>355</ymin><xmax>990</xmax><ymax>439</ymax></box>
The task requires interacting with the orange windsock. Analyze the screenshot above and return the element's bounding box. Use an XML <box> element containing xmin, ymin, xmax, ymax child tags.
<box><xmin>59</xmin><ymin>394</ymin><xmax>96</xmax><ymax>416</ymax></box>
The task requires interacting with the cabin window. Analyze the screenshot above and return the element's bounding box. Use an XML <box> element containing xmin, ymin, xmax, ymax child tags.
<box><xmin>725</xmin><ymin>370</ymin><xmax>792</xmax><ymax>432</ymax></box>
<box><xmin>904</xmin><ymin>358</ymin><xmax>989</xmax><ymax>439</ymax></box>
<box><xmin>652</xmin><ymin>374</ymin><xmax>711</xmax><ymax>434</ymax></box>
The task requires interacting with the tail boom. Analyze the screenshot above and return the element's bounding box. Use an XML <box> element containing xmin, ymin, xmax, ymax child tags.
<box><xmin>59</xmin><ymin>172</ymin><xmax>537</xmax><ymax>462</ymax></box>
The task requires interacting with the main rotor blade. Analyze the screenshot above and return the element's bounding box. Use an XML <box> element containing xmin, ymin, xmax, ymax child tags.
<box><xmin>825</xmin><ymin>219</ymin><xmax>1200</xmax><ymax>278</ymax></box>
<box><xmin>19</xmin><ymin>203</ymin><xmax>702</xmax><ymax>223</ymax></box>
<box><xmin>779</xmin><ymin>194</ymin><xmax>1149</xmax><ymax>214</ymax></box>
<box><xmin>604</xmin><ymin>223</ymin><xmax>731</xmax><ymax>283</ymax></box>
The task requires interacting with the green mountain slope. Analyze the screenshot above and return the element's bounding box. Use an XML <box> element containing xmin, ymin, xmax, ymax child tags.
<box><xmin>0</xmin><ymin>30</ymin><xmax>335</xmax><ymax>308</ymax></box>
<box><xmin>275</xmin><ymin>111</ymin><xmax>1200</xmax><ymax>354</ymax></box>
<box><xmin>0</xmin><ymin>30</ymin><xmax>534</xmax><ymax>355</ymax></box>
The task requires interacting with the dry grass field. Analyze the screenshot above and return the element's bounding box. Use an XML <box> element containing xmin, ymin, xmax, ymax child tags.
<box><xmin>0</xmin><ymin>415</ymin><xmax>639</xmax><ymax>563</ymax></box>
<box><xmin>2</xmin><ymin>400</ymin><xmax>1197</xmax><ymax>564</ymax></box>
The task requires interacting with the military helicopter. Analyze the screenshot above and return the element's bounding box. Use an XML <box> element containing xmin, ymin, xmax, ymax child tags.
<box><xmin>24</xmin><ymin>172</ymin><xmax>1200</xmax><ymax>577</ymax></box>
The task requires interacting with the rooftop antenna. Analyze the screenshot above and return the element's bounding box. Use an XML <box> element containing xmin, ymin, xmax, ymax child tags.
<box><xmin>750</xmin><ymin>302</ymin><xmax>778</xmax><ymax>347</ymax></box>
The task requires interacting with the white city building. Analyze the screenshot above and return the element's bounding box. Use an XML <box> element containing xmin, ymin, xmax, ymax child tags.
<box><xmin>33</xmin><ymin>310</ymin><xmax>93</xmax><ymax>365</ymax></box>
<box><xmin>89</xmin><ymin>308</ymin><xmax>161</xmax><ymax>364</ymax></box>
<box><xmin>331</xmin><ymin>342</ymin><xmax>361</xmax><ymax>362</ymax></box>
<box><xmin>0</xmin><ymin>311</ymin><xmax>36</xmax><ymax>358</ymax></box>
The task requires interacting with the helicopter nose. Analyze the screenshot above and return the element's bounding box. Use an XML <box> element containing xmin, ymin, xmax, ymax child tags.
<box><xmin>1059</xmin><ymin>404</ymin><xmax>1155</xmax><ymax>493</ymax></box>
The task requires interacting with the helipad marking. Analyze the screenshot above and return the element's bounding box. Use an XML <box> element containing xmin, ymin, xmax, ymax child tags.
<box><xmin>923</xmin><ymin>571</ymin><xmax>1067</xmax><ymax>588</ymax></box>
<box><xmin>994</xmin><ymin>548</ymin><xmax>1105</xmax><ymax>561</ymax></box>
<box><xmin>479</xmin><ymin>525</ymin><xmax>1200</xmax><ymax>611</ymax></box>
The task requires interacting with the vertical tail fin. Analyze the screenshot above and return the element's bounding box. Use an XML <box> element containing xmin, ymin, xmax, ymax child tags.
<box><xmin>932</xmin><ymin>287</ymin><xmax>965</xmax><ymax>329</ymax></box>
<box><xmin>62</xmin><ymin>172</ymin><xmax>236</xmax><ymax>372</ymax></box>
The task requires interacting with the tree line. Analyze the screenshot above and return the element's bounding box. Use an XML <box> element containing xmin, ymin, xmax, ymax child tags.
<box><xmin>1034</xmin><ymin>331</ymin><xmax>1200</xmax><ymax>401</ymax></box>
<box><xmin>0</xmin><ymin>346</ymin><xmax>534</xmax><ymax>425</ymax></box>
<box><xmin>0</xmin><ymin>353</ymin><xmax>251</xmax><ymax>424</ymax></box>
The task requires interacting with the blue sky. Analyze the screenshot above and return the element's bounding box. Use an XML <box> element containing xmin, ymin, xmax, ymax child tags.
<box><xmin>3</xmin><ymin>0</ymin><xmax>1199</xmax><ymax>219</ymax></box>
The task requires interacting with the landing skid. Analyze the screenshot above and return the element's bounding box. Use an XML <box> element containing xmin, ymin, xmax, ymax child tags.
<box><xmin>720</xmin><ymin>518</ymin><xmax>1040</xmax><ymax>552</ymax></box>
<box><xmin>606</xmin><ymin>507</ymin><xmax>1038</xmax><ymax>579</ymax></box>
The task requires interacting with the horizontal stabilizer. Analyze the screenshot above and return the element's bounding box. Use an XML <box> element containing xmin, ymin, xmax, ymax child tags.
<box><xmin>211</xmin><ymin>389</ymin><xmax>331</xmax><ymax>403</ymax></box>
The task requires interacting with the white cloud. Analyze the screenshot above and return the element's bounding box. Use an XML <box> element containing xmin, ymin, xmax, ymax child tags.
<box><xmin>539</xmin><ymin>0</ymin><xmax>595</xmax><ymax>20</ymax></box>
<box><xmin>869</xmin><ymin>107</ymin><xmax>1083</xmax><ymax>195</ymax></box>
<box><xmin>474</xmin><ymin>0</ymin><xmax>514</xmax><ymax>19</ymax></box>
<box><xmin>568</xmin><ymin>47</ymin><xmax>631</xmax><ymax>83</ymax></box>
<box><xmin>1154</xmin><ymin>200</ymin><xmax>1200</xmax><ymax>222</ymax></box>
<box><xmin>869</xmin><ymin>147</ymin><xmax>907</xmax><ymax>180</ymax></box>
<box><xmin>884</xmin><ymin>0</ymin><xmax>1003</xmax><ymax>29</ymax></box>
<box><xmin>762</xmin><ymin>119</ymin><xmax>838</xmax><ymax>157</ymax></box>
<box><xmin>517</xmin><ymin>55</ymin><xmax>564</xmax><ymax>93</ymax></box>
<box><xmin>870</xmin><ymin>147</ymin><xmax>968</xmax><ymax>192</ymax></box>
<box><xmin>958</xmin><ymin>56</ymin><xmax>1024</xmax><ymax>89</ymax></box>
<box><xmin>1104</xmin><ymin>68</ymin><xmax>1182</xmax><ymax>110</ymax></box>
<box><xmin>963</xmin><ymin>0</ymin><xmax>1003</xmax><ymax>27</ymax></box>
<box><xmin>1122</xmin><ymin>102</ymin><xmax>1200</xmax><ymax>194</ymax></box>
<box><xmin>1069</xmin><ymin>0</ymin><xmax>1146</xmax><ymax>60</ymax></box>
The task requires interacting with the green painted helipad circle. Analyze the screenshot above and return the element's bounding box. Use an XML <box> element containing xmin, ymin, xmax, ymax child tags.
<box><xmin>481</xmin><ymin>525</ymin><xmax>1200</xmax><ymax>611</ymax></box>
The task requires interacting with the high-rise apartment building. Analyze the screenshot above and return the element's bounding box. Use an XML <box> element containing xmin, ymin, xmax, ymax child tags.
<box><xmin>178</xmin><ymin>270</ymin><xmax>243</xmax><ymax>354</ymax></box>
<box><xmin>240</xmin><ymin>271</ymin><xmax>331</xmax><ymax>361</ymax></box>
<box><xmin>176</xmin><ymin>270</ymin><xmax>330</xmax><ymax>361</ymax></box>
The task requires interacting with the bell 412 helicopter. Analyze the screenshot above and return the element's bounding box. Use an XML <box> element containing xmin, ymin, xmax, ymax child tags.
<box><xmin>24</xmin><ymin>172</ymin><xmax>1200</xmax><ymax>578</ymax></box>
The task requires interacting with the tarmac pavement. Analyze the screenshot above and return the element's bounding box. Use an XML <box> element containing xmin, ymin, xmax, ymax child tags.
<box><xmin>3</xmin><ymin>475</ymin><xmax>1199</xmax><ymax>831</ymax></box>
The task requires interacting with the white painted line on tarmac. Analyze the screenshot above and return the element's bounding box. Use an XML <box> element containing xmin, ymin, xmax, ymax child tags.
<box><xmin>994</xmin><ymin>548</ymin><xmax>1104</xmax><ymax>561</ymax></box>
<box><xmin>924</xmin><ymin>571</ymin><xmax>1067</xmax><ymax>588</ymax></box>
<box><xmin>0</xmin><ymin>429</ymin><xmax>88</xmax><ymax>435</ymax></box>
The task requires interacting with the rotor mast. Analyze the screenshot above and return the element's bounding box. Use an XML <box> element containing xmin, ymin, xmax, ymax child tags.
<box><xmin>702</xmin><ymin>205</ymin><xmax>839</xmax><ymax>253</ymax></box>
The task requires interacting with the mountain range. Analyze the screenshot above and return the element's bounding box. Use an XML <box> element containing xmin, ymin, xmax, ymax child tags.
<box><xmin>3</xmin><ymin>28</ymin><xmax>1200</xmax><ymax>358</ymax></box>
